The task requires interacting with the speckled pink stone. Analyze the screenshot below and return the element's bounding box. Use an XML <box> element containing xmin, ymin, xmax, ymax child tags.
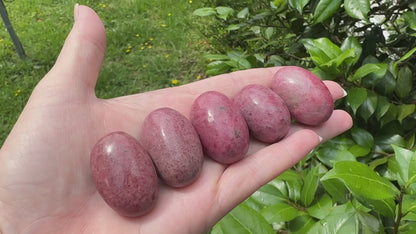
<box><xmin>234</xmin><ymin>84</ymin><xmax>291</xmax><ymax>143</ymax></box>
<box><xmin>271</xmin><ymin>66</ymin><xmax>334</xmax><ymax>126</ymax></box>
<box><xmin>190</xmin><ymin>91</ymin><xmax>250</xmax><ymax>164</ymax></box>
<box><xmin>90</xmin><ymin>131</ymin><xmax>158</xmax><ymax>217</ymax></box>
<box><xmin>140</xmin><ymin>107</ymin><xmax>204</xmax><ymax>188</ymax></box>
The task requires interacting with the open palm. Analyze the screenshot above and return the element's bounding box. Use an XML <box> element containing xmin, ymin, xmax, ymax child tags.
<box><xmin>0</xmin><ymin>5</ymin><xmax>352</xmax><ymax>234</ymax></box>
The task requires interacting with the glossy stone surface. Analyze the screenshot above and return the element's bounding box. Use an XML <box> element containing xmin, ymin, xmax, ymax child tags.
<box><xmin>234</xmin><ymin>84</ymin><xmax>291</xmax><ymax>143</ymax></box>
<box><xmin>190</xmin><ymin>91</ymin><xmax>249</xmax><ymax>164</ymax></box>
<box><xmin>271</xmin><ymin>66</ymin><xmax>334</xmax><ymax>126</ymax></box>
<box><xmin>90</xmin><ymin>131</ymin><xmax>158</xmax><ymax>217</ymax></box>
<box><xmin>140</xmin><ymin>107</ymin><xmax>204</xmax><ymax>188</ymax></box>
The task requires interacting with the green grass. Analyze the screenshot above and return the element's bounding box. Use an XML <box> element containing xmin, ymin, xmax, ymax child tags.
<box><xmin>0</xmin><ymin>0</ymin><xmax>209</xmax><ymax>145</ymax></box>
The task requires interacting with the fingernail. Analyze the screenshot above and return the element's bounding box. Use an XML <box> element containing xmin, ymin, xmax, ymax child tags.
<box><xmin>74</xmin><ymin>3</ymin><xmax>80</xmax><ymax>21</ymax></box>
<box><xmin>318</xmin><ymin>135</ymin><xmax>324</xmax><ymax>142</ymax></box>
<box><xmin>342</xmin><ymin>88</ymin><xmax>348</xmax><ymax>97</ymax></box>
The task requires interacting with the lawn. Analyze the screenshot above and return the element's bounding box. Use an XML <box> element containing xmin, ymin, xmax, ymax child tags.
<box><xmin>0</xmin><ymin>0</ymin><xmax>209</xmax><ymax>145</ymax></box>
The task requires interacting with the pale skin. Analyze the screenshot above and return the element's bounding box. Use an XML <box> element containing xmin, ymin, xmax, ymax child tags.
<box><xmin>0</xmin><ymin>5</ymin><xmax>353</xmax><ymax>234</ymax></box>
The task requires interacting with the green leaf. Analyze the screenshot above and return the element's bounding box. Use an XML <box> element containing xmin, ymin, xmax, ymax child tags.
<box><xmin>351</xmin><ymin>127</ymin><xmax>374</xmax><ymax>149</ymax></box>
<box><xmin>308</xmin><ymin>202</ymin><xmax>358</xmax><ymax>234</ymax></box>
<box><xmin>251</xmin><ymin>184</ymin><xmax>287</xmax><ymax>207</ymax></box>
<box><xmin>350</xmin><ymin>63</ymin><xmax>387</xmax><ymax>82</ymax></box>
<box><xmin>393</xmin><ymin>145</ymin><xmax>416</xmax><ymax>186</ymax></box>
<box><xmin>212</xmin><ymin>204</ymin><xmax>274</xmax><ymax>234</ymax></box>
<box><xmin>387</xmin><ymin>157</ymin><xmax>402</xmax><ymax>183</ymax></box>
<box><xmin>400</xmin><ymin>214</ymin><xmax>416</xmax><ymax>233</ymax></box>
<box><xmin>349</xmin><ymin>144</ymin><xmax>371</xmax><ymax>157</ymax></box>
<box><xmin>380</xmin><ymin>104</ymin><xmax>398</xmax><ymax>127</ymax></box>
<box><xmin>403</xmin><ymin>194</ymin><xmax>416</xmax><ymax>214</ymax></box>
<box><xmin>193</xmin><ymin>7</ymin><xmax>216</xmax><ymax>17</ymax></box>
<box><xmin>340</xmin><ymin>36</ymin><xmax>363</xmax><ymax>70</ymax></box>
<box><xmin>316</xmin><ymin>147</ymin><xmax>356</xmax><ymax>167</ymax></box>
<box><xmin>397</xmin><ymin>47</ymin><xmax>416</xmax><ymax>63</ymax></box>
<box><xmin>375</xmin><ymin>134</ymin><xmax>407</xmax><ymax>153</ymax></box>
<box><xmin>204</xmin><ymin>54</ymin><xmax>230</xmax><ymax>61</ymax></box>
<box><xmin>346</xmin><ymin>87</ymin><xmax>367</xmax><ymax>114</ymax></box>
<box><xmin>307</xmin><ymin>194</ymin><xmax>333</xmax><ymax>219</ymax></box>
<box><xmin>301</xmin><ymin>167</ymin><xmax>320</xmax><ymax>207</ymax></box>
<box><xmin>368</xmin><ymin>157</ymin><xmax>389</xmax><ymax>171</ymax></box>
<box><xmin>215</xmin><ymin>6</ymin><xmax>234</xmax><ymax>20</ymax></box>
<box><xmin>226</xmin><ymin>51</ymin><xmax>251</xmax><ymax>70</ymax></box>
<box><xmin>344</xmin><ymin>0</ymin><xmax>370</xmax><ymax>21</ymax></box>
<box><xmin>328</xmin><ymin>48</ymin><xmax>356</xmax><ymax>68</ymax></box>
<box><xmin>321</xmin><ymin>177</ymin><xmax>348</xmax><ymax>203</ymax></box>
<box><xmin>375</xmin><ymin>71</ymin><xmax>396</xmax><ymax>96</ymax></box>
<box><xmin>321</xmin><ymin>161</ymin><xmax>400</xmax><ymax>200</ymax></box>
<box><xmin>272</xmin><ymin>0</ymin><xmax>288</xmax><ymax>13</ymax></box>
<box><xmin>264</xmin><ymin>27</ymin><xmax>275</xmax><ymax>40</ymax></box>
<box><xmin>206</xmin><ymin>61</ymin><xmax>230</xmax><ymax>76</ymax></box>
<box><xmin>315</xmin><ymin>137</ymin><xmax>355</xmax><ymax>166</ymax></box>
<box><xmin>355</xmin><ymin>195</ymin><xmax>396</xmax><ymax>217</ymax></box>
<box><xmin>398</xmin><ymin>104</ymin><xmax>416</xmax><ymax>123</ymax></box>
<box><xmin>357</xmin><ymin>91</ymin><xmax>378</xmax><ymax>122</ymax></box>
<box><xmin>288</xmin><ymin>0</ymin><xmax>310</xmax><ymax>13</ymax></box>
<box><xmin>226</xmin><ymin>24</ymin><xmax>241</xmax><ymax>31</ymax></box>
<box><xmin>227</xmin><ymin>51</ymin><xmax>245</xmax><ymax>61</ymax></box>
<box><xmin>334</xmin><ymin>150</ymin><xmax>357</xmax><ymax>163</ymax></box>
<box><xmin>393</xmin><ymin>47</ymin><xmax>416</xmax><ymax>72</ymax></box>
<box><xmin>341</xmin><ymin>36</ymin><xmax>362</xmax><ymax>54</ymax></box>
<box><xmin>313</xmin><ymin>0</ymin><xmax>342</xmax><ymax>24</ymax></box>
<box><xmin>395</xmin><ymin>66</ymin><xmax>413</xmax><ymax>99</ymax></box>
<box><xmin>261</xmin><ymin>203</ymin><xmax>300</xmax><ymax>223</ymax></box>
<box><xmin>268</xmin><ymin>177</ymin><xmax>289</xmax><ymax>198</ymax></box>
<box><xmin>250</xmin><ymin>26</ymin><xmax>261</xmax><ymax>34</ymax></box>
<box><xmin>237</xmin><ymin>7</ymin><xmax>249</xmax><ymax>19</ymax></box>
<box><xmin>356</xmin><ymin>210</ymin><xmax>382</xmax><ymax>232</ymax></box>
<box><xmin>403</xmin><ymin>11</ymin><xmax>416</xmax><ymax>31</ymax></box>
<box><xmin>243</xmin><ymin>197</ymin><xmax>264</xmax><ymax>213</ymax></box>
<box><xmin>302</xmin><ymin>38</ymin><xmax>341</xmax><ymax>67</ymax></box>
<box><xmin>311</xmin><ymin>67</ymin><xmax>335</xmax><ymax>80</ymax></box>
<box><xmin>277</xmin><ymin>170</ymin><xmax>303</xmax><ymax>202</ymax></box>
<box><xmin>375</xmin><ymin>96</ymin><xmax>391</xmax><ymax>121</ymax></box>
<box><xmin>289</xmin><ymin>215</ymin><xmax>317</xmax><ymax>234</ymax></box>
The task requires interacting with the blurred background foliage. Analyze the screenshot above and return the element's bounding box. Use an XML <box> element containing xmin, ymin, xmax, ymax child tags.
<box><xmin>0</xmin><ymin>0</ymin><xmax>207</xmax><ymax>144</ymax></box>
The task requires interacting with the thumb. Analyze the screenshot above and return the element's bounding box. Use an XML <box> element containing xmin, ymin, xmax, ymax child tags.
<box><xmin>39</xmin><ymin>4</ymin><xmax>106</xmax><ymax>98</ymax></box>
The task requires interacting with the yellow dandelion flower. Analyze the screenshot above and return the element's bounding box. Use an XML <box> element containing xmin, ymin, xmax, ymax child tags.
<box><xmin>196</xmin><ymin>75</ymin><xmax>202</xmax><ymax>80</ymax></box>
<box><xmin>165</xmin><ymin>54</ymin><xmax>170</xmax><ymax>58</ymax></box>
<box><xmin>144</xmin><ymin>42</ymin><xmax>149</xmax><ymax>46</ymax></box>
<box><xmin>148</xmin><ymin>45</ymin><xmax>152</xmax><ymax>49</ymax></box>
<box><xmin>141</xmin><ymin>46</ymin><xmax>145</xmax><ymax>50</ymax></box>
<box><xmin>0</xmin><ymin>38</ymin><xmax>4</xmax><ymax>42</ymax></box>
<box><xmin>168</xmin><ymin>13</ymin><xmax>172</xmax><ymax>16</ymax></box>
<box><xmin>171</xmin><ymin>79</ymin><xmax>179</xmax><ymax>85</ymax></box>
<box><xmin>150</xmin><ymin>38</ymin><xmax>154</xmax><ymax>41</ymax></box>
<box><xmin>143</xmin><ymin>65</ymin><xmax>147</xmax><ymax>68</ymax></box>
<box><xmin>100</xmin><ymin>3</ymin><xmax>107</xmax><ymax>8</ymax></box>
<box><xmin>189</xmin><ymin>0</ymin><xmax>193</xmax><ymax>3</ymax></box>
<box><xmin>14</xmin><ymin>89</ymin><xmax>21</xmax><ymax>97</ymax></box>
<box><xmin>136</xmin><ymin>34</ymin><xmax>140</xmax><ymax>37</ymax></box>
<box><xmin>161</xmin><ymin>24</ymin><xmax>167</xmax><ymax>27</ymax></box>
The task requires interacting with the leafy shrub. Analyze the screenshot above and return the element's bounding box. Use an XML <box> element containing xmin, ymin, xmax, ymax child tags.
<box><xmin>195</xmin><ymin>0</ymin><xmax>416</xmax><ymax>233</ymax></box>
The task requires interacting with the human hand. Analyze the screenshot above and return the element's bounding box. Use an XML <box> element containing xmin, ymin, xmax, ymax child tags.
<box><xmin>0</xmin><ymin>5</ymin><xmax>352</xmax><ymax>234</ymax></box>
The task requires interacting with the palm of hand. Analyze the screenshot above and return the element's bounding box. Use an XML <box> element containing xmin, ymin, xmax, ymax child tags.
<box><xmin>0</xmin><ymin>5</ymin><xmax>352</xmax><ymax>234</ymax></box>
